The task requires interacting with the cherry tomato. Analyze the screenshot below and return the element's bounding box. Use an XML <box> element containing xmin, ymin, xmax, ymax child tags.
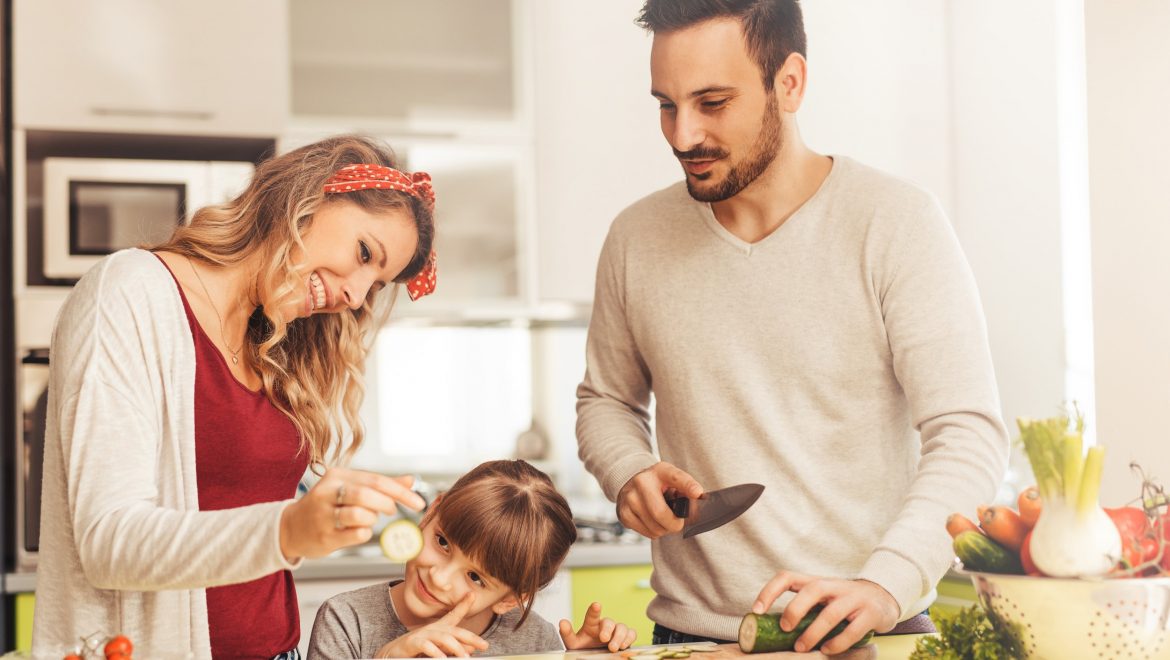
<box><xmin>63</xmin><ymin>655</ymin><xmax>83</xmax><ymax>660</ymax></box>
<box><xmin>106</xmin><ymin>654</ymin><xmax>131</xmax><ymax>660</ymax></box>
<box><xmin>104</xmin><ymin>634</ymin><xmax>134</xmax><ymax>657</ymax></box>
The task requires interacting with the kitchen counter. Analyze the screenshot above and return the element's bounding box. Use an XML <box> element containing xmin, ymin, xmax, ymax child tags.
<box><xmin>493</xmin><ymin>639</ymin><xmax>928</xmax><ymax>660</ymax></box>
<box><xmin>1</xmin><ymin>542</ymin><xmax>652</xmax><ymax>592</ymax></box>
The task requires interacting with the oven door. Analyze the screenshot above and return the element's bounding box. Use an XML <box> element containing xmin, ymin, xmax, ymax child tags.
<box><xmin>41</xmin><ymin>158</ymin><xmax>253</xmax><ymax>279</ymax></box>
<box><xmin>15</xmin><ymin>348</ymin><xmax>49</xmax><ymax>572</ymax></box>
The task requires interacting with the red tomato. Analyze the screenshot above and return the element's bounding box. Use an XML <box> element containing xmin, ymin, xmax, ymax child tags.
<box><xmin>1020</xmin><ymin>529</ymin><xmax>1042</xmax><ymax>576</ymax></box>
<box><xmin>105</xmin><ymin>654</ymin><xmax>131</xmax><ymax>660</ymax></box>
<box><xmin>63</xmin><ymin>655</ymin><xmax>83</xmax><ymax>660</ymax></box>
<box><xmin>104</xmin><ymin>634</ymin><xmax>133</xmax><ymax>657</ymax></box>
<box><xmin>1141</xmin><ymin>537</ymin><xmax>1160</xmax><ymax>563</ymax></box>
<box><xmin>1106</xmin><ymin>507</ymin><xmax>1150</xmax><ymax>540</ymax></box>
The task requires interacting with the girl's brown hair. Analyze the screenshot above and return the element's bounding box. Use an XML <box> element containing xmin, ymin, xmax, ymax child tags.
<box><xmin>427</xmin><ymin>460</ymin><xmax>577</xmax><ymax>627</ymax></box>
<box><xmin>152</xmin><ymin>135</ymin><xmax>435</xmax><ymax>471</ymax></box>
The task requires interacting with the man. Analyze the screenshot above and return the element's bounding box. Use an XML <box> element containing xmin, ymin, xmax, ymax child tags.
<box><xmin>575</xmin><ymin>0</ymin><xmax>1009</xmax><ymax>654</ymax></box>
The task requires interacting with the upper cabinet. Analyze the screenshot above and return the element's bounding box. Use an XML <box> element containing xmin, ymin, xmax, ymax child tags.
<box><xmin>289</xmin><ymin>0</ymin><xmax>522</xmax><ymax>133</ymax></box>
<box><xmin>285</xmin><ymin>0</ymin><xmax>537</xmax><ymax>316</ymax></box>
<box><xmin>13</xmin><ymin>0</ymin><xmax>289</xmax><ymax>137</ymax></box>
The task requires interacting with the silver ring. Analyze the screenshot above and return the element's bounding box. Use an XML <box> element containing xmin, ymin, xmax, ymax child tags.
<box><xmin>336</xmin><ymin>483</ymin><xmax>347</xmax><ymax>506</ymax></box>
<box><xmin>334</xmin><ymin>506</ymin><xmax>344</xmax><ymax>530</ymax></box>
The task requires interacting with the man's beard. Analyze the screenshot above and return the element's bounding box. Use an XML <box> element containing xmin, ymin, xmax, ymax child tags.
<box><xmin>681</xmin><ymin>95</ymin><xmax>782</xmax><ymax>203</ymax></box>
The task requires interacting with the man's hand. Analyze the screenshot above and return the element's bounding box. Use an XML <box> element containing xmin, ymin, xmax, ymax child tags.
<box><xmin>752</xmin><ymin>572</ymin><xmax>899</xmax><ymax>655</ymax></box>
<box><xmin>558</xmin><ymin>602</ymin><xmax>637</xmax><ymax>652</ymax></box>
<box><xmin>374</xmin><ymin>594</ymin><xmax>489</xmax><ymax>658</ymax></box>
<box><xmin>616</xmin><ymin>462</ymin><xmax>703</xmax><ymax>539</ymax></box>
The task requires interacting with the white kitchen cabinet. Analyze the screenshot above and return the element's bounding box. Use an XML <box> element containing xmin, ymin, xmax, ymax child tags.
<box><xmin>529</xmin><ymin>1</ymin><xmax>681</xmax><ymax>303</ymax></box>
<box><xmin>14</xmin><ymin>0</ymin><xmax>288</xmax><ymax>136</ymax></box>
<box><xmin>289</xmin><ymin>0</ymin><xmax>520</xmax><ymax>130</ymax></box>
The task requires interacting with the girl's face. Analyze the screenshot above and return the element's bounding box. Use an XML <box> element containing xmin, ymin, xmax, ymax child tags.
<box><xmin>398</xmin><ymin>518</ymin><xmax>520</xmax><ymax>626</ymax></box>
<box><xmin>281</xmin><ymin>199</ymin><xmax>419</xmax><ymax>320</ymax></box>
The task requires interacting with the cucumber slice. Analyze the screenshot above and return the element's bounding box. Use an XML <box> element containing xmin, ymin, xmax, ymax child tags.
<box><xmin>380</xmin><ymin>518</ymin><xmax>423</xmax><ymax>562</ymax></box>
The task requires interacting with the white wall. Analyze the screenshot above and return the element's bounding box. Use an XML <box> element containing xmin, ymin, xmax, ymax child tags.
<box><xmin>800</xmin><ymin>1</ymin><xmax>953</xmax><ymax>213</ymax></box>
<box><xmin>804</xmin><ymin>2</ymin><xmax>1073</xmax><ymax>496</ymax></box>
<box><xmin>946</xmin><ymin>2</ymin><xmax>1070</xmax><ymax>460</ymax></box>
<box><xmin>531</xmin><ymin>1</ymin><xmax>680</xmax><ymax>303</ymax></box>
<box><xmin>1084</xmin><ymin>0</ymin><xmax>1170</xmax><ymax>505</ymax></box>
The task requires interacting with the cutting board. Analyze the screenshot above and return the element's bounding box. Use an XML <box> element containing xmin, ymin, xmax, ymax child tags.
<box><xmin>573</xmin><ymin>641</ymin><xmax>877</xmax><ymax>660</ymax></box>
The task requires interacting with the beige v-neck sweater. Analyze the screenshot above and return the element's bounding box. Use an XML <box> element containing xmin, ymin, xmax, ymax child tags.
<box><xmin>33</xmin><ymin>249</ymin><xmax>301</xmax><ymax>659</ymax></box>
<box><xmin>577</xmin><ymin>156</ymin><xmax>1009</xmax><ymax>640</ymax></box>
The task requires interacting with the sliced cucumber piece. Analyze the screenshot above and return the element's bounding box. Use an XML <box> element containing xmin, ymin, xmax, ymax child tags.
<box><xmin>380</xmin><ymin>518</ymin><xmax>423</xmax><ymax>562</ymax></box>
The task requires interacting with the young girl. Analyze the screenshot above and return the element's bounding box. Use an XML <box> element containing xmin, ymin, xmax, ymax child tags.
<box><xmin>308</xmin><ymin>460</ymin><xmax>639</xmax><ymax>658</ymax></box>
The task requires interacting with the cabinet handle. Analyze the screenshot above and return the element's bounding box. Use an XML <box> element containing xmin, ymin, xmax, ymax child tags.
<box><xmin>634</xmin><ymin>579</ymin><xmax>652</xmax><ymax>590</ymax></box>
<box><xmin>90</xmin><ymin>107</ymin><xmax>214</xmax><ymax>121</ymax></box>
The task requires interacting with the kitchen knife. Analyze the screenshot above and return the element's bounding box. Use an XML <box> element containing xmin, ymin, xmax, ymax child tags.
<box><xmin>665</xmin><ymin>483</ymin><xmax>765</xmax><ymax>538</ymax></box>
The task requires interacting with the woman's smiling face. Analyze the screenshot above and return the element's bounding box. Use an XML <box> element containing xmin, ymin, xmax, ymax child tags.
<box><xmin>283</xmin><ymin>199</ymin><xmax>419</xmax><ymax>319</ymax></box>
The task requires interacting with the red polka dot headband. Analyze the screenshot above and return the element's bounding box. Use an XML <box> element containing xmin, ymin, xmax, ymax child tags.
<box><xmin>324</xmin><ymin>163</ymin><xmax>437</xmax><ymax>301</ymax></box>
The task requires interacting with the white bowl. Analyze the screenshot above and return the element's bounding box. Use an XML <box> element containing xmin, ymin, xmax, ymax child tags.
<box><xmin>959</xmin><ymin>568</ymin><xmax>1170</xmax><ymax>659</ymax></box>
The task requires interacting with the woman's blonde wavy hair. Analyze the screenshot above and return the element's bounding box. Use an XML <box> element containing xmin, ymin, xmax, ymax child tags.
<box><xmin>152</xmin><ymin>135</ymin><xmax>435</xmax><ymax>472</ymax></box>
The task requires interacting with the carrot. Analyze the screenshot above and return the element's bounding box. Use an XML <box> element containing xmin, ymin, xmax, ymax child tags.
<box><xmin>1017</xmin><ymin>486</ymin><xmax>1042</xmax><ymax>528</ymax></box>
<box><xmin>946</xmin><ymin>513</ymin><xmax>983</xmax><ymax>539</ymax></box>
<box><xmin>980</xmin><ymin>505</ymin><xmax>1029</xmax><ymax>553</ymax></box>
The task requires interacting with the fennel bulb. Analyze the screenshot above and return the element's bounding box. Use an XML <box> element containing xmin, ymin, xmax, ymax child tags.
<box><xmin>1018</xmin><ymin>414</ymin><xmax>1122</xmax><ymax>577</ymax></box>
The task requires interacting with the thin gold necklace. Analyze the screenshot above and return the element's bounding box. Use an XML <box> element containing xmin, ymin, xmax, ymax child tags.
<box><xmin>186</xmin><ymin>255</ymin><xmax>244</xmax><ymax>365</ymax></box>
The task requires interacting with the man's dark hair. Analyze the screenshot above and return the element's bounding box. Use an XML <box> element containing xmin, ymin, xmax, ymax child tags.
<box><xmin>637</xmin><ymin>0</ymin><xmax>806</xmax><ymax>91</ymax></box>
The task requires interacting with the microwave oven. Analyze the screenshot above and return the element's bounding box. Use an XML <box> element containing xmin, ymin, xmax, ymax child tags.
<box><xmin>41</xmin><ymin>157</ymin><xmax>255</xmax><ymax>279</ymax></box>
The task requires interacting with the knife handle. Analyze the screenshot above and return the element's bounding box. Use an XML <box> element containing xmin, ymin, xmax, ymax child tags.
<box><xmin>665</xmin><ymin>494</ymin><xmax>690</xmax><ymax>518</ymax></box>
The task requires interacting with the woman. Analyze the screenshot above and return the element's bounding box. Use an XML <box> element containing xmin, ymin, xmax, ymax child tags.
<box><xmin>33</xmin><ymin>135</ymin><xmax>435</xmax><ymax>659</ymax></box>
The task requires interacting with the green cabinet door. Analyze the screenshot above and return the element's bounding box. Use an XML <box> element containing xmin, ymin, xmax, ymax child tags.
<box><xmin>570</xmin><ymin>564</ymin><xmax>655</xmax><ymax>645</ymax></box>
<box><xmin>16</xmin><ymin>593</ymin><xmax>35</xmax><ymax>652</ymax></box>
<box><xmin>933</xmin><ymin>575</ymin><xmax>977</xmax><ymax>618</ymax></box>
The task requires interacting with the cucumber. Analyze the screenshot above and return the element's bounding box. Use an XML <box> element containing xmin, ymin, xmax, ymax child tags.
<box><xmin>738</xmin><ymin>606</ymin><xmax>875</xmax><ymax>653</ymax></box>
<box><xmin>953</xmin><ymin>530</ymin><xmax>1024</xmax><ymax>574</ymax></box>
<box><xmin>380</xmin><ymin>518</ymin><xmax>423</xmax><ymax>562</ymax></box>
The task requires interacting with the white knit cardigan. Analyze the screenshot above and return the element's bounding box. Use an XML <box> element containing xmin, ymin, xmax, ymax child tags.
<box><xmin>32</xmin><ymin>249</ymin><xmax>301</xmax><ymax>659</ymax></box>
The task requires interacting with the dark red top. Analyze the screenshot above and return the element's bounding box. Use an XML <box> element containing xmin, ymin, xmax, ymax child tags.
<box><xmin>159</xmin><ymin>255</ymin><xmax>309</xmax><ymax>658</ymax></box>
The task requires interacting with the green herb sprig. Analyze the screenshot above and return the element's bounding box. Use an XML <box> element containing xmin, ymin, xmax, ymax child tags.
<box><xmin>909</xmin><ymin>605</ymin><xmax>1025</xmax><ymax>660</ymax></box>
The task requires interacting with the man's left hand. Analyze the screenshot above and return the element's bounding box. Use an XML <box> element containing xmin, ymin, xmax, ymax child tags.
<box><xmin>752</xmin><ymin>572</ymin><xmax>899</xmax><ymax>655</ymax></box>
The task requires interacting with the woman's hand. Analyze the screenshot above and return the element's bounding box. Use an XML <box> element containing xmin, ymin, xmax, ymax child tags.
<box><xmin>279</xmin><ymin>467</ymin><xmax>426</xmax><ymax>561</ymax></box>
<box><xmin>559</xmin><ymin>602</ymin><xmax>637</xmax><ymax>651</ymax></box>
<box><xmin>375</xmin><ymin>594</ymin><xmax>488</xmax><ymax>658</ymax></box>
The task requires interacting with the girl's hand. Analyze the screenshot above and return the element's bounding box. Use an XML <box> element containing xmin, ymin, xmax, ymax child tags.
<box><xmin>375</xmin><ymin>594</ymin><xmax>489</xmax><ymax>658</ymax></box>
<box><xmin>279</xmin><ymin>467</ymin><xmax>426</xmax><ymax>561</ymax></box>
<box><xmin>559</xmin><ymin>602</ymin><xmax>637</xmax><ymax>651</ymax></box>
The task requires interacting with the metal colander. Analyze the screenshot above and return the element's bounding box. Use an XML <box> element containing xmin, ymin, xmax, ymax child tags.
<box><xmin>960</xmin><ymin>569</ymin><xmax>1170</xmax><ymax>659</ymax></box>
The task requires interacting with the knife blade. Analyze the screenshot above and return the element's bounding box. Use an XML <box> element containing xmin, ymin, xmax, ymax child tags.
<box><xmin>665</xmin><ymin>483</ymin><xmax>765</xmax><ymax>538</ymax></box>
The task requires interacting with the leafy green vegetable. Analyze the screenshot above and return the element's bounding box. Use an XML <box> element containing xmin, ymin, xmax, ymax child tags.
<box><xmin>909</xmin><ymin>605</ymin><xmax>1025</xmax><ymax>660</ymax></box>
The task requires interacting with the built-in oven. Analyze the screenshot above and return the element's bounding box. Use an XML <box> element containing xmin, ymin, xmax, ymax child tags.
<box><xmin>40</xmin><ymin>157</ymin><xmax>254</xmax><ymax>280</ymax></box>
<box><xmin>14</xmin><ymin>348</ymin><xmax>49</xmax><ymax>572</ymax></box>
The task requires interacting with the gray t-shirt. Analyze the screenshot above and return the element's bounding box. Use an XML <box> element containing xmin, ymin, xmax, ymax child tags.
<box><xmin>308</xmin><ymin>581</ymin><xmax>566</xmax><ymax>659</ymax></box>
